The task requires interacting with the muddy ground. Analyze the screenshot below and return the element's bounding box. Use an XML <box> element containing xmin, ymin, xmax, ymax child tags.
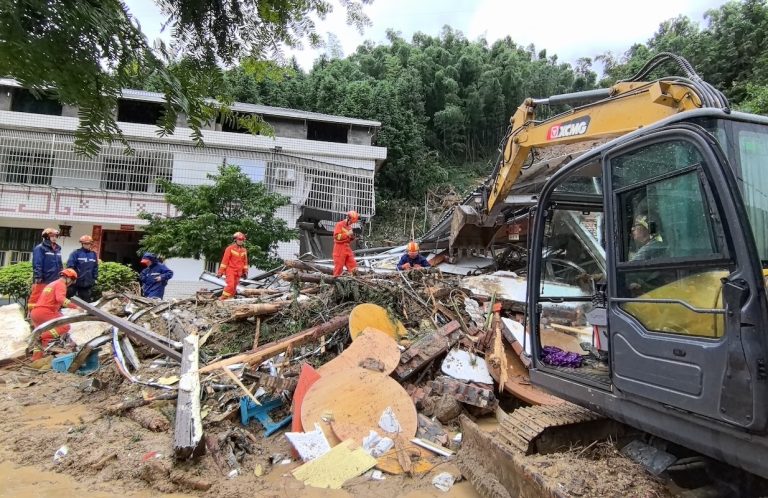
<box><xmin>0</xmin><ymin>363</ymin><xmax>677</xmax><ymax>498</ymax></box>
<box><xmin>0</xmin><ymin>365</ymin><xmax>480</xmax><ymax>498</ymax></box>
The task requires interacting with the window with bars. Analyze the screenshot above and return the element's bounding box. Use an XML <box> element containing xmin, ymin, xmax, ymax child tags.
<box><xmin>204</xmin><ymin>259</ymin><xmax>219</xmax><ymax>273</ymax></box>
<box><xmin>10</xmin><ymin>251</ymin><xmax>31</xmax><ymax>264</ymax></box>
<box><xmin>3</xmin><ymin>149</ymin><xmax>53</xmax><ymax>185</ymax></box>
<box><xmin>101</xmin><ymin>152</ymin><xmax>172</xmax><ymax>193</ymax></box>
<box><xmin>0</xmin><ymin>227</ymin><xmax>42</xmax><ymax>252</ymax></box>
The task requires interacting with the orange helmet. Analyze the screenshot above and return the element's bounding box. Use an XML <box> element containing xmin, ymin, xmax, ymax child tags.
<box><xmin>79</xmin><ymin>235</ymin><xmax>93</xmax><ymax>244</ymax></box>
<box><xmin>406</xmin><ymin>241</ymin><xmax>420</xmax><ymax>255</ymax></box>
<box><xmin>346</xmin><ymin>210</ymin><xmax>360</xmax><ymax>223</ymax></box>
<box><xmin>42</xmin><ymin>227</ymin><xmax>59</xmax><ymax>238</ymax></box>
<box><xmin>60</xmin><ymin>268</ymin><xmax>78</xmax><ymax>279</ymax></box>
<box><xmin>233</xmin><ymin>231</ymin><xmax>246</xmax><ymax>241</ymax></box>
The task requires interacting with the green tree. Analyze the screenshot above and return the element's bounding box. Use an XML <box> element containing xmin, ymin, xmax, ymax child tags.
<box><xmin>0</xmin><ymin>262</ymin><xmax>32</xmax><ymax>306</ymax></box>
<box><xmin>0</xmin><ymin>0</ymin><xmax>371</xmax><ymax>155</ymax></box>
<box><xmin>139</xmin><ymin>164</ymin><xmax>296</xmax><ymax>269</ymax></box>
<box><xmin>93</xmin><ymin>262</ymin><xmax>137</xmax><ymax>300</ymax></box>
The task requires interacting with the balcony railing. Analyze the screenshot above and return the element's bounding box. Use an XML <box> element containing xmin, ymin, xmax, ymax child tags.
<box><xmin>0</xmin><ymin>128</ymin><xmax>375</xmax><ymax>223</ymax></box>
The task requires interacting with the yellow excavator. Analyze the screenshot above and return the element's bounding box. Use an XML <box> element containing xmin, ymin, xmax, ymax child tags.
<box><xmin>442</xmin><ymin>53</ymin><xmax>768</xmax><ymax>485</ymax></box>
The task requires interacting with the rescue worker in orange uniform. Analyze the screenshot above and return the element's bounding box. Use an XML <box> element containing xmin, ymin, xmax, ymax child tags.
<box><xmin>217</xmin><ymin>232</ymin><xmax>249</xmax><ymax>300</ymax></box>
<box><xmin>30</xmin><ymin>268</ymin><xmax>79</xmax><ymax>361</ymax></box>
<box><xmin>333</xmin><ymin>210</ymin><xmax>359</xmax><ymax>277</ymax></box>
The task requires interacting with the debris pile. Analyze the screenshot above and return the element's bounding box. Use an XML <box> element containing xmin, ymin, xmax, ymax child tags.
<box><xmin>0</xmin><ymin>259</ymin><xmax>669</xmax><ymax>497</ymax></box>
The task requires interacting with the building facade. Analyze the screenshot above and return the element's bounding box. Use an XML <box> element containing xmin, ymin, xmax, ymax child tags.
<box><xmin>0</xmin><ymin>81</ymin><xmax>386</xmax><ymax>297</ymax></box>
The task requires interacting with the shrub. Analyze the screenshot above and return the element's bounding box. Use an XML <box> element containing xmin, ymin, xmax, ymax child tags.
<box><xmin>0</xmin><ymin>262</ymin><xmax>32</xmax><ymax>306</ymax></box>
<box><xmin>93</xmin><ymin>262</ymin><xmax>137</xmax><ymax>300</ymax></box>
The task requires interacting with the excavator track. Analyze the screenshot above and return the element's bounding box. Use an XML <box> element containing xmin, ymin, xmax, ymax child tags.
<box><xmin>498</xmin><ymin>402</ymin><xmax>613</xmax><ymax>455</ymax></box>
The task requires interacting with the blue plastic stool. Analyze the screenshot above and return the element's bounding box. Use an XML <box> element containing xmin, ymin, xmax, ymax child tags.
<box><xmin>239</xmin><ymin>396</ymin><xmax>292</xmax><ymax>436</ymax></box>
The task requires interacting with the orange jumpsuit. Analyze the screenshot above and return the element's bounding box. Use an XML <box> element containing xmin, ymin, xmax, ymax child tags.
<box><xmin>333</xmin><ymin>220</ymin><xmax>357</xmax><ymax>276</ymax></box>
<box><xmin>219</xmin><ymin>243</ymin><xmax>248</xmax><ymax>299</ymax></box>
<box><xmin>30</xmin><ymin>278</ymin><xmax>77</xmax><ymax>359</ymax></box>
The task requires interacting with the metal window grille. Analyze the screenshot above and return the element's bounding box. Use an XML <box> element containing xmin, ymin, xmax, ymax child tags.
<box><xmin>0</xmin><ymin>251</ymin><xmax>6</xmax><ymax>267</ymax></box>
<box><xmin>0</xmin><ymin>227</ymin><xmax>41</xmax><ymax>252</ymax></box>
<box><xmin>0</xmin><ymin>129</ymin><xmax>376</xmax><ymax>220</ymax></box>
<box><xmin>10</xmin><ymin>251</ymin><xmax>31</xmax><ymax>264</ymax></box>
<box><xmin>204</xmin><ymin>259</ymin><xmax>219</xmax><ymax>273</ymax></box>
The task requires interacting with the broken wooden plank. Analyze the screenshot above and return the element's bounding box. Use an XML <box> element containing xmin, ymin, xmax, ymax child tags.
<box><xmin>242</xmin><ymin>369</ymin><xmax>298</xmax><ymax>394</ymax></box>
<box><xmin>199</xmin><ymin>314</ymin><xmax>349</xmax><ymax>373</ymax></box>
<box><xmin>67</xmin><ymin>334</ymin><xmax>112</xmax><ymax>373</ymax></box>
<box><xmin>395</xmin><ymin>321</ymin><xmax>461</xmax><ymax>382</ymax></box>
<box><xmin>221</xmin><ymin>367</ymin><xmax>261</xmax><ymax>406</ymax></box>
<box><xmin>174</xmin><ymin>330</ymin><xmax>205</xmax><ymax>461</ymax></box>
<box><xmin>71</xmin><ymin>297</ymin><xmax>181</xmax><ymax>361</ymax></box>
<box><xmin>238</xmin><ymin>288</ymin><xmax>283</xmax><ymax>297</ymax></box>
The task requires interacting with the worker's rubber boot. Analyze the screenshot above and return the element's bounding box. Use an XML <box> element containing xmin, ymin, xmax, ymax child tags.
<box><xmin>30</xmin><ymin>349</ymin><xmax>44</xmax><ymax>362</ymax></box>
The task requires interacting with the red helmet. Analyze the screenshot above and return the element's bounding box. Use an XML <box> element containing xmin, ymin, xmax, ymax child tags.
<box><xmin>406</xmin><ymin>241</ymin><xmax>419</xmax><ymax>255</ymax></box>
<box><xmin>60</xmin><ymin>268</ymin><xmax>78</xmax><ymax>279</ymax></box>
<box><xmin>233</xmin><ymin>231</ymin><xmax>246</xmax><ymax>241</ymax></box>
<box><xmin>79</xmin><ymin>235</ymin><xmax>93</xmax><ymax>244</ymax></box>
<box><xmin>346</xmin><ymin>210</ymin><xmax>360</xmax><ymax>223</ymax></box>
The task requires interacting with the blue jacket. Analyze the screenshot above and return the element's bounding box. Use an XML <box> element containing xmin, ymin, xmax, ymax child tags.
<box><xmin>32</xmin><ymin>240</ymin><xmax>63</xmax><ymax>284</ymax></box>
<box><xmin>67</xmin><ymin>248</ymin><xmax>99</xmax><ymax>288</ymax></box>
<box><xmin>139</xmin><ymin>255</ymin><xmax>173</xmax><ymax>298</ymax></box>
<box><xmin>397</xmin><ymin>253</ymin><xmax>431</xmax><ymax>271</ymax></box>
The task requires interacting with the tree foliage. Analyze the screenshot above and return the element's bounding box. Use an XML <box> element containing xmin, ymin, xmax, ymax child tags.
<box><xmin>0</xmin><ymin>262</ymin><xmax>32</xmax><ymax>306</ymax></box>
<box><xmin>93</xmin><ymin>262</ymin><xmax>137</xmax><ymax>300</ymax></box>
<box><xmin>0</xmin><ymin>0</ymin><xmax>371</xmax><ymax>155</ymax></box>
<box><xmin>139</xmin><ymin>164</ymin><xmax>296</xmax><ymax>269</ymax></box>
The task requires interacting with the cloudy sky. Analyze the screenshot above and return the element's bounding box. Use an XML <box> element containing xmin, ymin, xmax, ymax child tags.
<box><xmin>125</xmin><ymin>0</ymin><xmax>728</xmax><ymax>72</ymax></box>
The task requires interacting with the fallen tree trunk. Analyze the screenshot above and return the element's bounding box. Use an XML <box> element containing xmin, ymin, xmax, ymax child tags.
<box><xmin>174</xmin><ymin>329</ymin><xmax>205</xmax><ymax>460</ymax></box>
<box><xmin>230</xmin><ymin>301</ymin><xmax>291</xmax><ymax>320</ymax></box>
<box><xmin>279</xmin><ymin>271</ymin><xmax>337</xmax><ymax>285</ymax></box>
<box><xmin>199</xmin><ymin>314</ymin><xmax>349</xmax><ymax>373</ymax></box>
<box><xmin>238</xmin><ymin>288</ymin><xmax>283</xmax><ymax>297</ymax></box>
<box><xmin>284</xmin><ymin>259</ymin><xmax>334</xmax><ymax>275</ymax></box>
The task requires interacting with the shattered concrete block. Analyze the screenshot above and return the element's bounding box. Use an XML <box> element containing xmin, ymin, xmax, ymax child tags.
<box><xmin>428</xmin><ymin>376</ymin><xmax>497</xmax><ymax>410</ymax></box>
<box><xmin>395</xmin><ymin>321</ymin><xmax>461</xmax><ymax>381</ymax></box>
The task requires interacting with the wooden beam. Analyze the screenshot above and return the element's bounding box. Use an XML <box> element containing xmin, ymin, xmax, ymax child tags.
<box><xmin>174</xmin><ymin>330</ymin><xmax>205</xmax><ymax>461</ymax></box>
<box><xmin>71</xmin><ymin>297</ymin><xmax>181</xmax><ymax>361</ymax></box>
<box><xmin>199</xmin><ymin>314</ymin><xmax>349</xmax><ymax>373</ymax></box>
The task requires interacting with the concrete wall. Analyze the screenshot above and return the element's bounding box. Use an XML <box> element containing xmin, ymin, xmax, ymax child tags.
<box><xmin>0</xmin><ymin>87</ymin><xmax>11</xmax><ymax>111</ymax></box>
<box><xmin>265</xmin><ymin>117</ymin><xmax>306</xmax><ymax>140</ymax></box>
<box><xmin>349</xmin><ymin>127</ymin><xmax>373</xmax><ymax>146</ymax></box>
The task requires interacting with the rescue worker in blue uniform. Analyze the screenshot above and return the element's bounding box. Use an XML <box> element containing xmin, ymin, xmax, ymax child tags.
<box><xmin>138</xmin><ymin>253</ymin><xmax>174</xmax><ymax>299</ymax></box>
<box><xmin>397</xmin><ymin>241</ymin><xmax>431</xmax><ymax>271</ymax></box>
<box><xmin>29</xmin><ymin>227</ymin><xmax>63</xmax><ymax>312</ymax></box>
<box><xmin>66</xmin><ymin>235</ymin><xmax>99</xmax><ymax>302</ymax></box>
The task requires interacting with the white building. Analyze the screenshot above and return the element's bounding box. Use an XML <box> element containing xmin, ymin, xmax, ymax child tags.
<box><xmin>0</xmin><ymin>80</ymin><xmax>386</xmax><ymax>297</ymax></box>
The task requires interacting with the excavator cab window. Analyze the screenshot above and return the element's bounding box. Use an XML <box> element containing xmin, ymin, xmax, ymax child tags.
<box><xmin>612</xmin><ymin>139</ymin><xmax>730</xmax><ymax>338</ymax></box>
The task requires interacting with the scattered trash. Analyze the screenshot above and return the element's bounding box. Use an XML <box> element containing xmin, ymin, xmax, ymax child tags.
<box><xmin>253</xmin><ymin>464</ymin><xmax>264</xmax><ymax>477</ymax></box>
<box><xmin>432</xmin><ymin>471</ymin><xmax>456</xmax><ymax>492</ymax></box>
<box><xmin>441</xmin><ymin>349</ymin><xmax>494</xmax><ymax>384</ymax></box>
<box><xmin>53</xmin><ymin>445</ymin><xmax>69</xmax><ymax>462</ymax></box>
<box><xmin>292</xmin><ymin>439</ymin><xmax>377</xmax><ymax>489</ymax></box>
<box><xmin>369</xmin><ymin>469</ymin><xmax>385</xmax><ymax>480</ymax></box>
<box><xmin>361</xmin><ymin>430</ymin><xmax>394</xmax><ymax>458</ymax></box>
<box><xmin>141</xmin><ymin>451</ymin><xmax>162</xmax><ymax>462</ymax></box>
<box><xmin>286</xmin><ymin>423</ymin><xmax>332</xmax><ymax>461</ymax></box>
<box><xmin>227</xmin><ymin>469</ymin><xmax>240</xmax><ymax>479</ymax></box>
<box><xmin>379</xmin><ymin>407</ymin><xmax>402</xmax><ymax>434</ymax></box>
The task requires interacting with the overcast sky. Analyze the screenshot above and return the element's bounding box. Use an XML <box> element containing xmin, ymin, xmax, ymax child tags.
<box><xmin>126</xmin><ymin>0</ymin><xmax>728</xmax><ymax>72</ymax></box>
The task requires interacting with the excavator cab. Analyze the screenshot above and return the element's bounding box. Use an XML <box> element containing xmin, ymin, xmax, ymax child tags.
<box><xmin>526</xmin><ymin>112</ymin><xmax>768</xmax><ymax>479</ymax></box>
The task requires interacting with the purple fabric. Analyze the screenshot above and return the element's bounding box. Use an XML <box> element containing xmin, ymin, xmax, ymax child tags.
<box><xmin>542</xmin><ymin>346</ymin><xmax>583</xmax><ymax>368</ymax></box>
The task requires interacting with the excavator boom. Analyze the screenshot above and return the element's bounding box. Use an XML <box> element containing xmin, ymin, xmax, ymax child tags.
<box><xmin>447</xmin><ymin>53</ymin><xmax>729</xmax><ymax>257</ymax></box>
